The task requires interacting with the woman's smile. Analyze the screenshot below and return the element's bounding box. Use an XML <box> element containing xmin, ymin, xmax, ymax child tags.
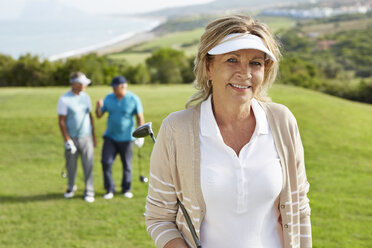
<box><xmin>228</xmin><ymin>83</ymin><xmax>252</xmax><ymax>90</ymax></box>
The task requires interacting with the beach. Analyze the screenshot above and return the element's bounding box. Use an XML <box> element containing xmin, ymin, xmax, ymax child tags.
<box><xmin>48</xmin><ymin>30</ymin><xmax>158</xmax><ymax>61</ymax></box>
<box><xmin>92</xmin><ymin>31</ymin><xmax>157</xmax><ymax>55</ymax></box>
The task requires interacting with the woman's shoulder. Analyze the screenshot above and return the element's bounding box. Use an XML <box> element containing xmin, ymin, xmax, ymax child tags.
<box><xmin>162</xmin><ymin>104</ymin><xmax>200</xmax><ymax>129</ymax></box>
<box><xmin>155</xmin><ymin>105</ymin><xmax>199</xmax><ymax>143</ymax></box>
<box><xmin>259</xmin><ymin>101</ymin><xmax>297</xmax><ymax>125</ymax></box>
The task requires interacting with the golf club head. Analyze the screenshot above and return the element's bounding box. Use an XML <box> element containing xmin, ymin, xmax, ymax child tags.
<box><xmin>133</xmin><ymin>122</ymin><xmax>156</xmax><ymax>143</ymax></box>
<box><xmin>140</xmin><ymin>175</ymin><xmax>148</xmax><ymax>183</ymax></box>
<box><xmin>133</xmin><ymin>122</ymin><xmax>153</xmax><ymax>138</ymax></box>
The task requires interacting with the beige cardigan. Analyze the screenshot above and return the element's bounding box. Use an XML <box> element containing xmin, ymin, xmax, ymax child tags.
<box><xmin>145</xmin><ymin>101</ymin><xmax>312</xmax><ymax>248</ymax></box>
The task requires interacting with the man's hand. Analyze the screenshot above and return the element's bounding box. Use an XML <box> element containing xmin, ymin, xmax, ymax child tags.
<box><xmin>65</xmin><ymin>140</ymin><xmax>77</xmax><ymax>154</ymax></box>
<box><xmin>96</xmin><ymin>99</ymin><xmax>103</xmax><ymax>109</ymax></box>
<box><xmin>95</xmin><ymin>99</ymin><xmax>104</xmax><ymax>118</ymax></box>
<box><xmin>134</xmin><ymin>138</ymin><xmax>144</xmax><ymax>148</ymax></box>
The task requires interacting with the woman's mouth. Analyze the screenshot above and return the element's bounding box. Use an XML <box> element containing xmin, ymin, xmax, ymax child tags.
<box><xmin>229</xmin><ymin>83</ymin><xmax>251</xmax><ymax>89</ymax></box>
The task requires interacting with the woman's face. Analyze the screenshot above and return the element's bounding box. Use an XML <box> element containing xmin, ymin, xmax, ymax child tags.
<box><xmin>207</xmin><ymin>49</ymin><xmax>265</xmax><ymax>106</ymax></box>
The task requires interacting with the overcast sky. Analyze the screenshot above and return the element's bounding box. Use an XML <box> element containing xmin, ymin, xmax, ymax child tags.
<box><xmin>0</xmin><ymin>0</ymin><xmax>214</xmax><ymax>19</ymax></box>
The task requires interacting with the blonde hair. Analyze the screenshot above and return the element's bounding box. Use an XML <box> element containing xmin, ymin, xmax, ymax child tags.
<box><xmin>186</xmin><ymin>15</ymin><xmax>281</xmax><ymax>108</ymax></box>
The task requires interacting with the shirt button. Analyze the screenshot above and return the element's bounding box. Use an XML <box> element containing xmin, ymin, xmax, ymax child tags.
<box><xmin>284</xmin><ymin>224</ymin><xmax>288</xmax><ymax>228</ymax></box>
<box><xmin>280</xmin><ymin>204</ymin><xmax>285</xmax><ymax>209</ymax></box>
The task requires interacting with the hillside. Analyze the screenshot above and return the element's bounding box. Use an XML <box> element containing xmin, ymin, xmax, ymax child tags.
<box><xmin>106</xmin><ymin>15</ymin><xmax>296</xmax><ymax>65</ymax></box>
<box><xmin>0</xmin><ymin>84</ymin><xmax>371</xmax><ymax>247</ymax></box>
<box><xmin>145</xmin><ymin>0</ymin><xmax>308</xmax><ymax>17</ymax></box>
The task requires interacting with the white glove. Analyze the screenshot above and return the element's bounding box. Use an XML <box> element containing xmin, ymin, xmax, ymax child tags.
<box><xmin>65</xmin><ymin>140</ymin><xmax>77</xmax><ymax>154</ymax></box>
<box><xmin>134</xmin><ymin>138</ymin><xmax>144</xmax><ymax>148</ymax></box>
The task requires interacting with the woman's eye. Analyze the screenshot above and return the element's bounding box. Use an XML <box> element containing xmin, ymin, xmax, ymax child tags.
<box><xmin>227</xmin><ymin>58</ymin><xmax>237</xmax><ymax>63</ymax></box>
<box><xmin>250</xmin><ymin>61</ymin><xmax>262</xmax><ymax>66</ymax></box>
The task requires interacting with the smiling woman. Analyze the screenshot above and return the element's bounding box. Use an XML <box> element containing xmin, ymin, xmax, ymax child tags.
<box><xmin>145</xmin><ymin>15</ymin><xmax>312</xmax><ymax>248</ymax></box>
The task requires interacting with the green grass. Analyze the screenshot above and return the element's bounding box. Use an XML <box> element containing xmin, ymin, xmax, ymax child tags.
<box><xmin>258</xmin><ymin>16</ymin><xmax>297</xmax><ymax>32</ymax></box>
<box><xmin>106</xmin><ymin>29</ymin><xmax>204</xmax><ymax>66</ymax></box>
<box><xmin>106</xmin><ymin>53</ymin><xmax>151</xmax><ymax>67</ymax></box>
<box><xmin>0</xmin><ymin>84</ymin><xmax>371</xmax><ymax>247</ymax></box>
<box><xmin>128</xmin><ymin>28</ymin><xmax>204</xmax><ymax>53</ymax></box>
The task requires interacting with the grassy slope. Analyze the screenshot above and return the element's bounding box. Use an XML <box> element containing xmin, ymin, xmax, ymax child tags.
<box><xmin>0</xmin><ymin>84</ymin><xmax>371</xmax><ymax>247</ymax></box>
<box><xmin>106</xmin><ymin>28</ymin><xmax>204</xmax><ymax>65</ymax></box>
<box><xmin>106</xmin><ymin>16</ymin><xmax>295</xmax><ymax>66</ymax></box>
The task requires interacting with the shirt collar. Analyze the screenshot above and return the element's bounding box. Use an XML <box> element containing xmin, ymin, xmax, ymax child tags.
<box><xmin>68</xmin><ymin>90</ymin><xmax>82</xmax><ymax>96</ymax></box>
<box><xmin>200</xmin><ymin>95</ymin><xmax>220</xmax><ymax>137</ymax></box>
<box><xmin>251</xmin><ymin>98</ymin><xmax>269</xmax><ymax>135</ymax></box>
<box><xmin>200</xmin><ymin>96</ymin><xmax>268</xmax><ymax>137</ymax></box>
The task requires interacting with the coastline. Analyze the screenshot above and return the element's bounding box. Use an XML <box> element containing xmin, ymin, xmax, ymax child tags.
<box><xmin>48</xmin><ymin>16</ymin><xmax>166</xmax><ymax>62</ymax></box>
<box><xmin>93</xmin><ymin>31</ymin><xmax>158</xmax><ymax>56</ymax></box>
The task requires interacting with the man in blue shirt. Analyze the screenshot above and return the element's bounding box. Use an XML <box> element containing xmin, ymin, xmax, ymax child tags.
<box><xmin>57</xmin><ymin>72</ymin><xmax>96</xmax><ymax>203</ymax></box>
<box><xmin>96</xmin><ymin>76</ymin><xmax>144</xmax><ymax>199</ymax></box>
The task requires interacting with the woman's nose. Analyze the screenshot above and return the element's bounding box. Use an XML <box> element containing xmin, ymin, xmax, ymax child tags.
<box><xmin>239</xmin><ymin>63</ymin><xmax>252</xmax><ymax>80</ymax></box>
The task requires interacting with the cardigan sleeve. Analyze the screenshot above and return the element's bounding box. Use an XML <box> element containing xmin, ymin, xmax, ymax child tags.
<box><xmin>293</xmin><ymin>120</ymin><xmax>312</xmax><ymax>247</ymax></box>
<box><xmin>145</xmin><ymin>119</ymin><xmax>183</xmax><ymax>248</ymax></box>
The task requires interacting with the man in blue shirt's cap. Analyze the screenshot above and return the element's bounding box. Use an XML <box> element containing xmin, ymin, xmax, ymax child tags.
<box><xmin>96</xmin><ymin>75</ymin><xmax>145</xmax><ymax>199</ymax></box>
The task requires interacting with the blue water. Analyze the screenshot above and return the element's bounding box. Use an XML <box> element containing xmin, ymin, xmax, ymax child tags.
<box><xmin>0</xmin><ymin>15</ymin><xmax>161</xmax><ymax>60</ymax></box>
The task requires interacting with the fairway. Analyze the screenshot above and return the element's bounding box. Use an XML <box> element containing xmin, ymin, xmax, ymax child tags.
<box><xmin>0</xmin><ymin>84</ymin><xmax>371</xmax><ymax>247</ymax></box>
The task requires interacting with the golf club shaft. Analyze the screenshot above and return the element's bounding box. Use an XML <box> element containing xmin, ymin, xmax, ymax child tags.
<box><xmin>148</xmin><ymin>133</ymin><xmax>200</xmax><ymax>247</ymax></box>
<box><xmin>138</xmin><ymin>147</ymin><xmax>142</xmax><ymax>177</ymax></box>
<box><xmin>61</xmin><ymin>159</ymin><xmax>66</xmax><ymax>178</ymax></box>
<box><xmin>177</xmin><ymin>199</ymin><xmax>202</xmax><ymax>248</ymax></box>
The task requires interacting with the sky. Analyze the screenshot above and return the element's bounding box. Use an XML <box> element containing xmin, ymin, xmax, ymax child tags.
<box><xmin>0</xmin><ymin>0</ymin><xmax>215</xmax><ymax>20</ymax></box>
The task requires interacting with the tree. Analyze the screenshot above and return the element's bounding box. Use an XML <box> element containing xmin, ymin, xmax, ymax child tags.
<box><xmin>146</xmin><ymin>48</ymin><xmax>190</xmax><ymax>84</ymax></box>
<box><xmin>124</xmin><ymin>64</ymin><xmax>151</xmax><ymax>84</ymax></box>
<box><xmin>279</xmin><ymin>56</ymin><xmax>322</xmax><ymax>89</ymax></box>
<box><xmin>53</xmin><ymin>53</ymin><xmax>119</xmax><ymax>86</ymax></box>
<box><xmin>8</xmin><ymin>54</ymin><xmax>53</xmax><ymax>86</ymax></box>
<box><xmin>358</xmin><ymin>79</ymin><xmax>372</xmax><ymax>103</ymax></box>
<box><xmin>0</xmin><ymin>54</ymin><xmax>15</xmax><ymax>86</ymax></box>
<box><xmin>279</xmin><ymin>29</ymin><xmax>314</xmax><ymax>54</ymax></box>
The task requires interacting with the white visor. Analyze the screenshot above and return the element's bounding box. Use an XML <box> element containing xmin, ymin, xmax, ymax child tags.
<box><xmin>69</xmin><ymin>74</ymin><xmax>91</xmax><ymax>85</ymax></box>
<box><xmin>208</xmin><ymin>33</ymin><xmax>277</xmax><ymax>62</ymax></box>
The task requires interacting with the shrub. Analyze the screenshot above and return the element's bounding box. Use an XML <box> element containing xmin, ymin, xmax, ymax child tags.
<box><xmin>358</xmin><ymin>79</ymin><xmax>372</xmax><ymax>103</ymax></box>
<box><xmin>124</xmin><ymin>64</ymin><xmax>151</xmax><ymax>84</ymax></box>
<box><xmin>146</xmin><ymin>48</ymin><xmax>191</xmax><ymax>84</ymax></box>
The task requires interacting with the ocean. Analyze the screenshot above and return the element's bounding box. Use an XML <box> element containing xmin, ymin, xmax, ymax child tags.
<box><xmin>0</xmin><ymin>15</ymin><xmax>162</xmax><ymax>61</ymax></box>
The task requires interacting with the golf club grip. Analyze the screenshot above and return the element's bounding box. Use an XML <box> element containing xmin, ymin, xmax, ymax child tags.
<box><xmin>177</xmin><ymin>199</ymin><xmax>202</xmax><ymax>248</ymax></box>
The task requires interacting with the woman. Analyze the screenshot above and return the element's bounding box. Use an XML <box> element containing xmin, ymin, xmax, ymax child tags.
<box><xmin>145</xmin><ymin>15</ymin><xmax>311</xmax><ymax>248</ymax></box>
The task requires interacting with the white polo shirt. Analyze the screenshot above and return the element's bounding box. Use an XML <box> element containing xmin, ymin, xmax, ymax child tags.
<box><xmin>199</xmin><ymin>96</ymin><xmax>283</xmax><ymax>248</ymax></box>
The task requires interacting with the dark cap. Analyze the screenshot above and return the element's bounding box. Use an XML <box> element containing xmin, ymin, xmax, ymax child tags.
<box><xmin>110</xmin><ymin>76</ymin><xmax>127</xmax><ymax>87</ymax></box>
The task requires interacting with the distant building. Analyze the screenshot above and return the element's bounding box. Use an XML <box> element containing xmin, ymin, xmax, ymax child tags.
<box><xmin>317</xmin><ymin>40</ymin><xmax>337</xmax><ymax>50</ymax></box>
<box><xmin>261</xmin><ymin>4</ymin><xmax>371</xmax><ymax>19</ymax></box>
